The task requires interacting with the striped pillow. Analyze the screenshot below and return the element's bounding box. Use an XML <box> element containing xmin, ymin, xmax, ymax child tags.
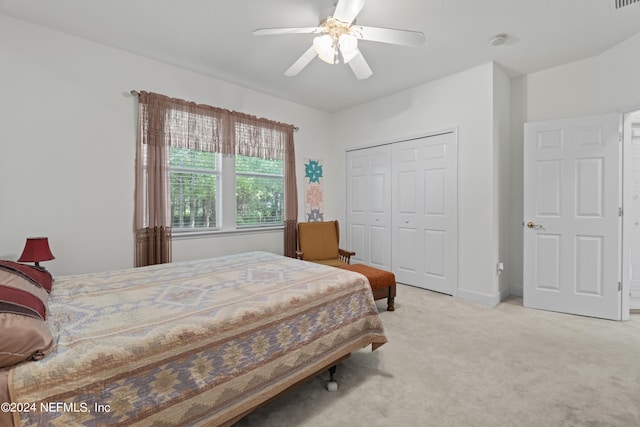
<box><xmin>0</xmin><ymin>261</ymin><xmax>54</xmax><ymax>368</ymax></box>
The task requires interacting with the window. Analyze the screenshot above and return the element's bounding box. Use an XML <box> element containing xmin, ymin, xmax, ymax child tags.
<box><xmin>137</xmin><ymin>91</ymin><xmax>293</xmax><ymax>243</ymax></box>
<box><xmin>136</xmin><ymin>91</ymin><xmax>297</xmax><ymax>263</ymax></box>
<box><xmin>169</xmin><ymin>150</ymin><xmax>284</xmax><ymax>232</ymax></box>
<box><xmin>236</xmin><ymin>155</ymin><xmax>284</xmax><ymax>227</ymax></box>
<box><xmin>170</xmin><ymin>147</ymin><xmax>219</xmax><ymax>229</ymax></box>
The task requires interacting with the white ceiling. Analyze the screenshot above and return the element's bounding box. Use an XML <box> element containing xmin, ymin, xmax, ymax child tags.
<box><xmin>2</xmin><ymin>0</ymin><xmax>640</xmax><ymax>112</ymax></box>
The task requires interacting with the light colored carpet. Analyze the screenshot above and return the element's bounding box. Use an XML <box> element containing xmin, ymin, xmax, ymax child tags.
<box><xmin>235</xmin><ymin>284</ymin><xmax>640</xmax><ymax>427</ymax></box>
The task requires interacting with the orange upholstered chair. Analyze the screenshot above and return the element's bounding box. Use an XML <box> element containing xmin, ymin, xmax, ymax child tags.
<box><xmin>296</xmin><ymin>220</ymin><xmax>355</xmax><ymax>267</ymax></box>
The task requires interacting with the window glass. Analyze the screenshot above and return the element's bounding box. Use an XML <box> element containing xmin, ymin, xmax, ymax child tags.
<box><xmin>235</xmin><ymin>155</ymin><xmax>284</xmax><ymax>175</ymax></box>
<box><xmin>170</xmin><ymin>147</ymin><xmax>218</xmax><ymax>229</ymax></box>
<box><xmin>236</xmin><ymin>156</ymin><xmax>284</xmax><ymax>227</ymax></box>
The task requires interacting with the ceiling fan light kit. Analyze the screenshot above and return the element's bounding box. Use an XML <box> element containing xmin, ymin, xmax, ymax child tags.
<box><xmin>312</xmin><ymin>20</ymin><xmax>359</xmax><ymax>65</ymax></box>
<box><xmin>253</xmin><ymin>0</ymin><xmax>425</xmax><ymax>79</ymax></box>
<box><xmin>313</xmin><ymin>35</ymin><xmax>336</xmax><ymax>64</ymax></box>
<box><xmin>314</xmin><ymin>17</ymin><xmax>360</xmax><ymax>64</ymax></box>
<box><xmin>339</xmin><ymin>33</ymin><xmax>359</xmax><ymax>63</ymax></box>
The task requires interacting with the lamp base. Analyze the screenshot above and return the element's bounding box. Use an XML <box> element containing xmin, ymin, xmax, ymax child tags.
<box><xmin>32</xmin><ymin>263</ymin><xmax>48</xmax><ymax>272</ymax></box>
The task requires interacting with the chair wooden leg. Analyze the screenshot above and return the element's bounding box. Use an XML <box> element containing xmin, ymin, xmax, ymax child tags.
<box><xmin>387</xmin><ymin>296</ymin><xmax>395</xmax><ymax>311</ymax></box>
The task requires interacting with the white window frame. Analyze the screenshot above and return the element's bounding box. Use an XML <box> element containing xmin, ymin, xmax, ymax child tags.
<box><xmin>169</xmin><ymin>149</ymin><xmax>221</xmax><ymax>232</ymax></box>
<box><xmin>172</xmin><ymin>154</ymin><xmax>285</xmax><ymax>237</ymax></box>
<box><xmin>235</xmin><ymin>161</ymin><xmax>285</xmax><ymax>229</ymax></box>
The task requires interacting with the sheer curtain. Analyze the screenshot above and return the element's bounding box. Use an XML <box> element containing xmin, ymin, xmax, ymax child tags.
<box><xmin>134</xmin><ymin>91</ymin><xmax>298</xmax><ymax>266</ymax></box>
<box><xmin>283</xmin><ymin>127</ymin><xmax>298</xmax><ymax>258</ymax></box>
<box><xmin>134</xmin><ymin>92</ymin><xmax>172</xmax><ymax>267</ymax></box>
<box><xmin>233</xmin><ymin>111</ymin><xmax>298</xmax><ymax>257</ymax></box>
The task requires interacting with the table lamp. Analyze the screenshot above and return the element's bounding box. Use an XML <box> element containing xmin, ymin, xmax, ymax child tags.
<box><xmin>18</xmin><ymin>237</ymin><xmax>55</xmax><ymax>270</ymax></box>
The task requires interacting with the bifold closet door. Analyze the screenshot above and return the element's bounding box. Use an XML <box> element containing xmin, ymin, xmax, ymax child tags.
<box><xmin>346</xmin><ymin>145</ymin><xmax>392</xmax><ymax>270</ymax></box>
<box><xmin>392</xmin><ymin>132</ymin><xmax>457</xmax><ymax>294</ymax></box>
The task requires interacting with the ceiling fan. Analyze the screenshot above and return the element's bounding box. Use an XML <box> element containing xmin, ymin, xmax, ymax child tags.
<box><xmin>253</xmin><ymin>0</ymin><xmax>425</xmax><ymax>80</ymax></box>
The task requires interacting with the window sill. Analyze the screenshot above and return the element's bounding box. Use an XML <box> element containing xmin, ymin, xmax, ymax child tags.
<box><xmin>172</xmin><ymin>226</ymin><xmax>284</xmax><ymax>240</ymax></box>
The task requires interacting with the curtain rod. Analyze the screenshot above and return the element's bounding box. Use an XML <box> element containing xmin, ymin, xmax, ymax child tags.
<box><xmin>129</xmin><ymin>90</ymin><xmax>299</xmax><ymax>132</ymax></box>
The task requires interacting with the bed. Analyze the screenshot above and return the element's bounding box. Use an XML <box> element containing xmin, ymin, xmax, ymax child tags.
<box><xmin>0</xmin><ymin>251</ymin><xmax>386</xmax><ymax>426</ymax></box>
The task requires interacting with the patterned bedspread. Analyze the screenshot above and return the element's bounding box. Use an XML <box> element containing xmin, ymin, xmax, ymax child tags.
<box><xmin>7</xmin><ymin>252</ymin><xmax>386</xmax><ymax>426</ymax></box>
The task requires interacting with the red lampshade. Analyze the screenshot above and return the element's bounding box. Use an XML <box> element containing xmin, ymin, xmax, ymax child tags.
<box><xmin>18</xmin><ymin>237</ymin><xmax>55</xmax><ymax>266</ymax></box>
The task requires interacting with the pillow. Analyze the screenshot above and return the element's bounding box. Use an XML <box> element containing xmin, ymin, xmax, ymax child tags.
<box><xmin>0</xmin><ymin>260</ymin><xmax>53</xmax><ymax>292</ymax></box>
<box><xmin>0</xmin><ymin>261</ymin><xmax>54</xmax><ymax>368</ymax></box>
<box><xmin>0</xmin><ymin>313</ymin><xmax>54</xmax><ymax>368</ymax></box>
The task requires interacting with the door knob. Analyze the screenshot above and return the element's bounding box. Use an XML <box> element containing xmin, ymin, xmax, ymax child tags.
<box><xmin>526</xmin><ymin>221</ymin><xmax>544</xmax><ymax>230</ymax></box>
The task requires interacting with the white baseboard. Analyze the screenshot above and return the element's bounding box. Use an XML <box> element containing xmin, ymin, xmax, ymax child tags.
<box><xmin>509</xmin><ymin>284</ymin><xmax>523</xmax><ymax>298</ymax></box>
<box><xmin>456</xmin><ymin>288</ymin><xmax>509</xmax><ymax>307</ymax></box>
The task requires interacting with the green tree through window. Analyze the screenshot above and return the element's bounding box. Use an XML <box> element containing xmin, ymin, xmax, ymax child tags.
<box><xmin>236</xmin><ymin>155</ymin><xmax>284</xmax><ymax>226</ymax></box>
<box><xmin>169</xmin><ymin>149</ymin><xmax>284</xmax><ymax>230</ymax></box>
<box><xmin>170</xmin><ymin>147</ymin><xmax>218</xmax><ymax>229</ymax></box>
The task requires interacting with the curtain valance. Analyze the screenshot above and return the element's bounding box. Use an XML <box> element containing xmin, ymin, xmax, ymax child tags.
<box><xmin>138</xmin><ymin>91</ymin><xmax>294</xmax><ymax>160</ymax></box>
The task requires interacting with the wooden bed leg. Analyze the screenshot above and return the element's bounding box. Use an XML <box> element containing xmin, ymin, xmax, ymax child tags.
<box><xmin>326</xmin><ymin>365</ymin><xmax>338</xmax><ymax>392</ymax></box>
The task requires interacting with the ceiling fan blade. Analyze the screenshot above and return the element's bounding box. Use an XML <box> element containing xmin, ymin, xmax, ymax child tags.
<box><xmin>253</xmin><ymin>27</ymin><xmax>320</xmax><ymax>36</ymax></box>
<box><xmin>347</xmin><ymin>51</ymin><xmax>373</xmax><ymax>80</ymax></box>
<box><xmin>356</xmin><ymin>26</ymin><xmax>425</xmax><ymax>46</ymax></box>
<box><xmin>333</xmin><ymin>0</ymin><xmax>366</xmax><ymax>24</ymax></box>
<box><xmin>285</xmin><ymin>46</ymin><xmax>318</xmax><ymax>76</ymax></box>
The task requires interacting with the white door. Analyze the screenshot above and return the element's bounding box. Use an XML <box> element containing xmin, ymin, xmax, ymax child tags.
<box><xmin>625</xmin><ymin>110</ymin><xmax>640</xmax><ymax>310</ymax></box>
<box><xmin>523</xmin><ymin>113</ymin><xmax>622</xmax><ymax>320</ymax></box>
<box><xmin>346</xmin><ymin>145</ymin><xmax>391</xmax><ymax>270</ymax></box>
<box><xmin>392</xmin><ymin>132</ymin><xmax>457</xmax><ymax>295</ymax></box>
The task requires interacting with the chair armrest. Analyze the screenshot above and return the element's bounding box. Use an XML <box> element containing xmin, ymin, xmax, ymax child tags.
<box><xmin>338</xmin><ymin>248</ymin><xmax>356</xmax><ymax>264</ymax></box>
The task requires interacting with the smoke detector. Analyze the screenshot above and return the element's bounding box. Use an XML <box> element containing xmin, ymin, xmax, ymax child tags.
<box><xmin>490</xmin><ymin>33</ymin><xmax>508</xmax><ymax>46</ymax></box>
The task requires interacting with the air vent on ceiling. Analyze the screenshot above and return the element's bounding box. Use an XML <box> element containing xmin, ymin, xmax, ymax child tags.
<box><xmin>613</xmin><ymin>0</ymin><xmax>640</xmax><ymax>9</ymax></box>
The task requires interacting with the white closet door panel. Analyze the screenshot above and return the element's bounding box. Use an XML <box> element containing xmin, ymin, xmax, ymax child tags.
<box><xmin>370</xmin><ymin>173</ymin><xmax>387</xmax><ymax>212</ymax></box>
<box><xmin>347</xmin><ymin>132</ymin><xmax>457</xmax><ymax>294</ymax></box>
<box><xmin>349</xmin><ymin>176</ymin><xmax>367</xmax><ymax>213</ymax></box>
<box><xmin>392</xmin><ymin>142</ymin><xmax>422</xmax><ymax>285</ymax></box>
<box><xmin>370</xmin><ymin>150</ymin><xmax>389</xmax><ymax>169</ymax></box>
<box><xmin>397</xmin><ymin>145</ymin><xmax>419</xmax><ymax>163</ymax></box>
<box><xmin>348</xmin><ymin>174</ymin><xmax>367</xmax><ymax>264</ymax></box>
<box><xmin>392</xmin><ymin>132</ymin><xmax>457</xmax><ymax>295</ymax></box>
<box><xmin>424</xmin><ymin>169</ymin><xmax>446</xmax><ymax>215</ymax></box>
<box><xmin>348</xmin><ymin>152</ymin><xmax>367</xmax><ymax>173</ymax></box>
<box><xmin>422</xmin><ymin>134</ymin><xmax>456</xmax><ymax>294</ymax></box>
<box><xmin>424</xmin><ymin>229</ymin><xmax>445</xmax><ymax>277</ymax></box>
<box><xmin>346</xmin><ymin>145</ymin><xmax>392</xmax><ymax>269</ymax></box>
<box><xmin>349</xmin><ymin>223</ymin><xmax>366</xmax><ymax>264</ymax></box>
<box><xmin>397</xmin><ymin>171</ymin><xmax>418</xmax><ymax>214</ymax></box>
<box><xmin>395</xmin><ymin>226</ymin><xmax>419</xmax><ymax>281</ymax></box>
<box><xmin>366</xmin><ymin>145</ymin><xmax>392</xmax><ymax>269</ymax></box>
<box><xmin>346</xmin><ymin>150</ymin><xmax>370</xmax><ymax>264</ymax></box>
<box><xmin>370</xmin><ymin>225</ymin><xmax>388</xmax><ymax>268</ymax></box>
